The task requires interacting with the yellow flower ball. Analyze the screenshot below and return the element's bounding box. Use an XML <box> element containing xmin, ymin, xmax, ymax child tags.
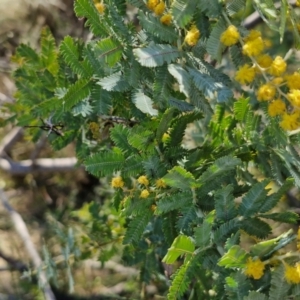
<box><xmin>137</xmin><ymin>175</ymin><xmax>149</xmax><ymax>186</ymax></box>
<box><xmin>160</xmin><ymin>14</ymin><xmax>172</xmax><ymax>26</ymax></box>
<box><xmin>268</xmin><ymin>56</ymin><xmax>287</xmax><ymax>77</ymax></box>
<box><xmin>244</xmin><ymin>257</ymin><xmax>265</xmax><ymax>280</ymax></box>
<box><xmin>288</xmin><ymin>89</ymin><xmax>300</xmax><ymax>108</ymax></box>
<box><xmin>256</xmin><ymin>83</ymin><xmax>276</xmax><ymax>101</ymax></box>
<box><xmin>285</xmin><ymin>264</ymin><xmax>300</xmax><ymax>284</ymax></box>
<box><xmin>111</xmin><ymin>176</ymin><xmax>124</xmax><ymax>188</ymax></box>
<box><xmin>235</xmin><ymin>64</ymin><xmax>255</xmax><ymax>85</ymax></box>
<box><xmin>286</xmin><ymin>72</ymin><xmax>300</xmax><ymax>90</ymax></box>
<box><xmin>255</xmin><ymin>54</ymin><xmax>273</xmax><ymax>73</ymax></box>
<box><xmin>95</xmin><ymin>2</ymin><xmax>105</xmax><ymax>14</ymax></box>
<box><xmin>220</xmin><ymin>25</ymin><xmax>240</xmax><ymax>46</ymax></box>
<box><xmin>185</xmin><ymin>25</ymin><xmax>200</xmax><ymax>46</ymax></box>
<box><xmin>140</xmin><ymin>189</ymin><xmax>150</xmax><ymax>198</ymax></box>
<box><xmin>268</xmin><ymin>99</ymin><xmax>286</xmax><ymax>117</ymax></box>
<box><xmin>147</xmin><ymin>0</ymin><xmax>159</xmax><ymax>10</ymax></box>
<box><xmin>242</xmin><ymin>38</ymin><xmax>264</xmax><ymax>57</ymax></box>
<box><xmin>280</xmin><ymin>111</ymin><xmax>300</xmax><ymax>131</ymax></box>
<box><xmin>156</xmin><ymin>178</ymin><xmax>167</xmax><ymax>188</ymax></box>
<box><xmin>154</xmin><ymin>1</ymin><xmax>165</xmax><ymax>15</ymax></box>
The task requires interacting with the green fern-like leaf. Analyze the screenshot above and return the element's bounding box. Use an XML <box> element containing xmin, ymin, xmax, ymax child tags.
<box><xmin>167</xmin><ymin>261</ymin><xmax>190</xmax><ymax>300</ymax></box>
<box><xmin>60</xmin><ymin>36</ymin><xmax>93</xmax><ymax>78</ymax></box>
<box><xmin>98</xmin><ymin>72</ymin><xmax>130</xmax><ymax>92</ymax></box>
<box><xmin>194</xmin><ymin>221</ymin><xmax>212</xmax><ymax>248</ymax></box>
<box><xmin>40</xmin><ymin>27</ymin><xmax>59</xmax><ymax>75</ymax></box>
<box><xmin>132</xmin><ymin>90</ymin><xmax>159</xmax><ymax>116</ymax></box>
<box><xmin>226</xmin><ymin>0</ymin><xmax>246</xmax><ymax>16</ymax></box>
<box><xmin>123</xmin><ymin>211</ymin><xmax>152</xmax><ymax>244</ymax></box>
<box><xmin>156</xmin><ymin>107</ymin><xmax>177</xmax><ymax>142</ymax></box>
<box><xmin>169</xmin><ymin>111</ymin><xmax>203</xmax><ymax>146</ymax></box>
<box><xmin>83</xmin><ymin>43</ymin><xmax>105</xmax><ymax>77</ymax></box>
<box><xmin>168</xmin><ymin>64</ymin><xmax>191</xmax><ymax>97</ymax></box>
<box><xmin>269</xmin><ymin>264</ymin><xmax>290</xmax><ymax>300</ymax></box>
<box><xmin>94</xmin><ymin>37</ymin><xmax>122</xmax><ymax>67</ymax></box>
<box><xmin>176</xmin><ymin>206</ymin><xmax>198</xmax><ymax>233</ymax></box>
<box><xmin>133</xmin><ymin>44</ymin><xmax>180</xmax><ymax>67</ymax></box>
<box><xmin>257</xmin><ymin>178</ymin><xmax>294</xmax><ymax>213</ymax></box>
<box><xmin>74</xmin><ymin>0</ymin><xmax>108</xmax><ymax>37</ymax></box>
<box><xmin>142</xmin><ymin>156</ymin><xmax>168</xmax><ymax>179</ymax></box>
<box><xmin>153</xmin><ymin>65</ymin><xmax>173</xmax><ymax>103</ymax></box>
<box><xmin>121</xmin><ymin>156</ymin><xmax>144</xmax><ymax>177</ymax></box>
<box><xmin>90</xmin><ymin>84</ymin><xmax>112</xmax><ymax>115</ymax></box>
<box><xmin>240</xmin><ymin>217</ymin><xmax>272</xmax><ymax>239</ymax></box>
<box><xmin>214</xmin><ymin>219</ymin><xmax>240</xmax><ymax>243</ymax></box>
<box><xmin>214</xmin><ymin>184</ymin><xmax>238</xmax><ymax>221</ymax></box>
<box><xmin>85</xmin><ymin>149</ymin><xmax>125</xmax><ymax>177</ymax></box>
<box><xmin>138</xmin><ymin>11</ymin><xmax>178</xmax><ymax>43</ymax></box>
<box><xmin>171</xmin><ymin>0</ymin><xmax>197</xmax><ymax>28</ymax></box>
<box><xmin>163</xmin><ymin>166</ymin><xmax>197</xmax><ymax>190</ymax></box>
<box><xmin>110</xmin><ymin>124</ymin><xmax>136</xmax><ymax>154</ymax></box>
<box><xmin>243</xmin><ymin>291</ymin><xmax>268</xmax><ymax>300</ymax></box>
<box><xmin>156</xmin><ymin>191</ymin><xmax>193</xmax><ymax>214</ymax></box>
<box><xmin>259</xmin><ymin>211</ymin><xmax>299</xmax><ymax>224</ymax></box>
<box><xmin>238</xmin><ymin>180</ymin><xmax>270</xmax><ymax>217</ymax></box>
<box><xmin>62</xmin><ymin>79</ymin><xmax>92</xmax><ymax>110</ymax></box>
<box><xmin>206</xmin><ymin>19</ymin><xmax>226</xmax><ymax>62</ymax></box>
<box><xmin>198</xmin><ymin>156</ymin><xmax>241</xmax><ymax>184</ymax></box>
<box><xmin>197</xmin><ymin>0</ymin><xmax>222</xmax><ymax>17</ymax></box>
<box><xmin>230</xmin><ymin>44</ymin><xmax>247</xmax><ymax>68</ymax></box>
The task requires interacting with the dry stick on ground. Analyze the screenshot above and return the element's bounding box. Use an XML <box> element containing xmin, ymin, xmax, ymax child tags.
<box><xmin>0</xmin><ymin>188</ymin><xmax>56</xmax><ymax>300</ymax></box>
<box><xmin>0</xmin><ymin>127</ymin><xmax>81</xmax><ymax>174</ymax></box>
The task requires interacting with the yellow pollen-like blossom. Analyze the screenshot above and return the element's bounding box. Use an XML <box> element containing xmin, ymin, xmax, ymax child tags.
<box><xmin>286</xmin><ymin>72</ymin><xmax>300</xmax><ymax>90</ymax></box>
<box><xmin>255</xmin><ymin>54</ymin><xmax>273</xmax><ymax>73</ymax></box>
<box><xmin>154</xmin><ymin>1</ymin><xmax>165</xmax><ymax>15</ymax></box>
<box><xmin>147</xmin><ymin>0</ymin><xmax>159</xmax><ymax>10</ymax></box>
<box><xmin>150</xmin><ymin>204</ymin><xmax>157</xmax><ymax>212</ymax></box>
<box><xmin>288</xmin><ymin>89</ymin><xmax>300</xmax><ymax>108</ymax></box>
<box><xmin>235</xmin><ymin>64</ymin><xmax>255</xmax><ymax>85</ymax></box>
<box><xmin>111</xmin><ymin>176</ymin><xmax>124</xmax><ymax>188</ymax></box>
<box><xmin>220</xmin><ymin>25</ymin><xmax>240</xmax><ymax>46</ymax></box>
<box><xmin>280</xmin><ymin>111</ymin><xmax>300</xmax><ymax>131</ymax></box>
<box><xmin>244</xmin><ymin>257</ymin><xmax>265</xmax><ymax>280</ymax></box>
<box><xmin>156</xmin><ymin>178</ymin><xmax>167</xmax><ymax>188</ymax></box>
<box><xmin>285</xmin><ymin>264</ymin><xmax>300</xmax><ymax>284</ymax></box>
<box><xmin>257</xmin><ymin>83</ymin><xmax>276</xmax><ymax>101</ymax></box>
<box><xmin>140</xmin><ymin>189</ymin><xmax>150</xmax><ymax>198</ymax></box>
<box><xmin>138</xmin><ymin>175</ymin><xmax>149</xmax><ymax>186</ymax></box>
<box><xmin>95</xmin><ymin>2</ymin><xmax>105</xmax><ymax>14</ymax></box>
<box><xmin>264</xmin><ymin>39</ymin><xmax>272</xmax><ymax>48</ymax></box>
<box><xmin>160</xmin><ymin>14</ymin><xmax>172</xmax><ymax>25</ymax></box>
<box><xmin>185</xmin><ymin>25</ymin><xmax>200</xmax><ymax>46</ymax></box>
<box><xmin>268</xmin><ymin>99</ymin><xmax>286</xmax><ymax>117</ymax></box>
<box><xmin>243</xmin><ymin>38</ymin><xmax>264</xmax><ymax>57</ymax></box>
<box><xmin>244</xmin><ymin>30</ymin><xmax>261</xmax><ymax>42</ymax></box>
<box><xmin>268</xmin><ymin>56</ymin><xmax>287</xmax><ymax>77</ymax></box>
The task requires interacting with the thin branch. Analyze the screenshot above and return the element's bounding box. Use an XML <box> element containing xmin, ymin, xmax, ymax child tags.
<box><xmin>0</xmin><ymin>157</ymin><xmax>81</xmax><ymax>174</ymax></box>
<box><xmin>0</xmin><ymin>188</ymin><xmax>56</xmax><ymax>300</ymax></box>
<box><xmin>0</xmin><ymin>127</ymin><xmax>24</xmax><ymax>157</ymax></box>
<box><xmin>243</xmin><ymin>0</ymin><xmax>296</xmax><ymax>29</ymax></box>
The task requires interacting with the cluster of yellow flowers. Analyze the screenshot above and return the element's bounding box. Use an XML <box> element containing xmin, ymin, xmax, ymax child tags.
<box><xmin>220</xmin><ymin>24</ymin><xmax>300</xmax><ymax>131</ymax></box>
<box><xmin>111</xmin><ymin>175</ymin><xmax>167</xmax><ymax>197</ymax></box>
<box><xmin>89</xmin><ymin>122</ymin><xmax>100</xmax><ymax>139</ymax></box>
<box><xmin>147</xmin><ymin>0</ymin><xmax>172</xmax><ymax>26</ymax></box>
<box><xmin>244</xmin><ymin>256</ymin><xmax>300</xmax><ymax>283</ymax></box>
